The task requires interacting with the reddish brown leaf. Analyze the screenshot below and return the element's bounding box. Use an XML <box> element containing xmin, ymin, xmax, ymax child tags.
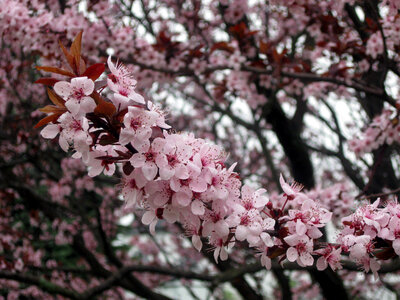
<box><xmin>79</xmin><ymin>57</ymin><xmax>87</xmax><ymax>75</ymax></box>
<box><xmin>115</xmin><ymin>149</ymin><xmax>132</xmax><ymax>158</ymax></box>
<box><xmin>95</xmin><ymin>155</ymin><xmax>123</xmax><ymax>162</ymax></box>
<box><xmin>99</xmin><ymin>134</ymin><xmax>118</xmax><ymax>146</ymax></box>
<box><xmin>91</xmin><ymin>91</ymin><xmax>104</xmax><ymax>105</ymax></box>
<box><xmin>189</xmin><ymin>44</ymin><xmax>204</xmax><ymax>58</ymax></box>
<box><xmin>39</xmin><ymin>105</ymin><xmax>67</xmax><ymax>114</ymax></box>
<box><xmin>268</xmin><ymin>246</ymin><xmax>286</xmax><ymax>259</ymax></box>
<box><xmin>247</xmin><ymin>30</ymin><xmax>258</xmax><ymax>37</ymax></box>
<box><xmin>94</xmin><ymin>100</ymin><xmax>116</xmax><ymax>117</ymax></box>
<box><xmin>365</xmin><ymin>17</ymin><xmax>378</xmax><ymax>30</ymax></box>
<box><xmin>115</xmin><ymin>108</ymin><xmax>128</xmax><ymax>123</ymax></box>
<box><xmin>210</xmin><ymin>42</ymin><xmax>234</xmax><ymax>54</ymax></box>
<box><xmin>47</xmin><ymin>88</ymin><xmax>66</xmax><ymax>107</ymax></box>
<box><xmin>374</xmin><ymin>247</ymin><xmax>395</xmax><ymax>260</ymax></box>
<box><xmin>58</xmin><ymin>40</ymin><xmax>75</xmax><ymax>70</ymax></box>
<box><xmin>83</xmin><ymin>63</ymin><xmax>105</xmax><ymax>81</ymax></box>
<box><xmin>92</xmin><ymin>92</ymin><xmax>116</xmax><ymax>117</ymax></box>
<box><xmin>229</xmin><ymin>22</ymin><xmax>247</xmax><ymax>39</ymax></box>
<box><xmin>123</xmin><ymin>162</ymin><xmax>134</xmax><ymax>176</ymax></box>
<box><xmin>271</xmin><ymin>48</ymin><xmax>288</xmax><ymax>64</ymax></box>
<box><xmin>34</xmin><ymin>78</ymin><xmax>59</xmax><ymax>86</ymax></box>
<box><xmin>70</xmin><ymin>31</ymin><xmax>83</xmax><ymax>73</ymax></box>
<box><xmin>259</xmin><ymin>41</ymin><xmax>269</xmax><ymax>55</ymax></box>
<box><xmin>36</xmin><ymin>66</ymin><xmax>75</xmax><ymax>77</ymax></box>
<box><xmin>34</xmin><ymin>113</ymin><xmax>62</xmax><ymax>128</ymax></box>
<box><xmin>249</xmin><ymin>60</ymin><xmax>266</xmax><ymax>68</ymax></box>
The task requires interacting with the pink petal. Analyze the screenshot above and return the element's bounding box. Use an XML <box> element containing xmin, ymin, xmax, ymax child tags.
<box><xmin>130</xmin><ymin>153</ymin><xmax>146</xmax><ymax>168</ymax></box>
<box><xmin>112</xmin><ymin>93</ymin><xmax>130</xmax><ymax>110</ymax></box>
<box><xmin>41</xmin><ymin>124</ymin><xmax>60</xmax><ymax>139</ymax></box>
<box><xmin>142</xmin><ymin>211</ymin><xmax>155</xmax><ymax>225</ymax></box>
<box><xmin>129</xmin><ymin>91</ymin><xmax>145</xmax><ymax>104</ymax></box>
<box><xmin>261</xmin><ymin>255</ymin><xmax>271</xmax><ymax>269</ymax></box>
<box><xmin>172</xmin><ymin>192</ymin><xmax>191</xmax><ymax>207</ymax></box>
<box><xmin>59</xmin><ymin>135</ymin><xmax>69</xmax><ymax>152</ymax></box>
<box><xmin>316</xmin><ymin>257</ymin><xmax>328</xmax><ymax>271</ymax></box>
<box><xmin>286</xmin><ymin>247</ymin><xmax>298</xmax><ymax>262</ymax></box>
<box><xmin>300</xmin><ymin>252</ymin><xmax>314</xmax><ymax>266</ymax></box>
<box><xmin>149</xmin><ymin>219</ymin><xmax>157</xmax><ymax>235</ymax></box>
<box><xmin>296</xmin><ymin>220</ymin><xmax>307</xmax><ymax>236</ymax></box>
<box><xmin>104</xmin><ymin>163</ymin><xmax>116</xmax><ymax>176</ymax></box>
<box><xmin>141</xmin><ymin>164</ymin><xmax>158</xmax><ymax>181</ymax></box>
<box><xmin>192</xmin><ymin>235</ymin><xmax>202</xmax><ymax>252</ymax></box>
<box><xmin>190</xmin><ymin>177</ymin><xmax>208</xmax><ymax>193</ymax></box>
<box><xmin>88</xmin><ymin>165</ymin><xmax>103</xmax><ymax>177</ymax></box>
<box><xmin>175</xmin><ymin>165</ymin><xmax>189</xmax><ymax>180</ymax></box>
<box><xmin>124</xmin><ymin>189</ymin><xmax>139</xmax><ymax>208</ymax></box>
<box><xmin>393</xmin><ymin>239</ymin><xmax>400</xmax><ymax>256</ymax></box>
<box><xmin>220</xmin><ymin>247</ymin><xmax>228</xmax><ymax>261</ymax></box>
<box><xmin>80</xmin><ymin>97</ymin><xmax>96</xmax><ymax>114</ymax></box>
<box><xmin>159</xmin><ymin>167</ymin><xmax>174</xmax><ymax>180</ymax></box>
<box><xmin>163</xmin><ymin>207</ymin><xmax>178</xmax><ymax>223</ymax></box>
<box><xmin>65</xmin><ymin>100</ymin><xmax>80</xmax><ymax>116</ymax></box>
<box><xmin>154</xmin><ymin>193</ymin><xmax>168</xmax><ymax>206</ymax></box>
<box><xmin>191</xmin><ymin>200</ymin><xmax>205</xmax><ymax>215</ymax></box>
<box><xmin>54</xmin><ymin>81</ymin><xmax>72</xmax><ymax>98</ymax></box>
<box><xmin>119</xmin><ymin>128</ymin><xmax>135</xmax><ymax>145</ymax></box>
<box><xmin>215</xmin><ymin>220</ymin><xmax>229</xmax><ymax>237</ymax></box>
<box><xmin>235</xmin><ymin>225</ymin><xmax>247</xmax><ymax>241</ymax></box>
<box><xmin>213</xmin><ymin>247</ymin><xmax>220</xmax><ymax>263</ymax></box>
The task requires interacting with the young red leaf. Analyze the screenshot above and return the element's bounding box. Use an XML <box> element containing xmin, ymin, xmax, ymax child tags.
<box><xmin>39</xmin><ymin>105</ymin><xmax>67</xmax><ymax>114</ymax></box>
<box><xmin>92</xmin><ymin>91</ymin><xmax>116</xmax><ymax>117</ymax></box>
<box><xmin>70</xmin><ymin>31</ymin><xmax>83</xmax><ymax>74</ymax></box>
<box><xmin>259</xmin><ymin>41</ymin><xmax>270</xmax><ymax>55</ymax></box>
<box><xmin>34</xmin><ymin>113</ymin><xmax>62</xmax><ymax>129</ymax></box>
<box><xmin>99</xmin><ymin>134</ymin><xmax>118</xmax><ymax>146</ymax></box>
<box><xmin>79</xmin><ymin>57</ymin><xmax>87</xmax><ymax>75</ymax></box>
<box><xmin>94</xmin><ymin>100</ymin><xmax>116</xmax><ymax>117</ymax></box>
<box><xmin>47</xmin><ymin>88</ymin><xmax>66</xmax><ymax>107</ymax></box>
<box><xmin>123</xmin><ymin>161</ymin><xmax>134</xmax><ymax>175</ymax></box>
<box><xmin>82</xmin><ymin>63</ymin><xmax>105</xmax><ymax>81</ymax></box>
<box><xmin>34</xmin><ymin>78</ymin><xmax>59</xmax><ymax>86</ymax></box>
<box><xmin>58</xmin><ymin>40</ymin><xmax>75</xmax><ymax>71</ymax></box>
<box><xmin>210</xmin><ymin>42</ymin><xmax>234</xmax><ymax>54</ymax></box>
<box><xmin>36</xmin><ymin>66</ymin><xmax>75</xmax><ymax>77</ymax></box>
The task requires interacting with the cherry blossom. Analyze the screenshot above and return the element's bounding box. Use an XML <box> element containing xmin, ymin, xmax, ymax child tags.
<box><xmin>54</xmin><ymin>77</ymin><xmax>95</xmax><ymax>117</ymax></box>
<box><xmin>107</xmin><ymin>56</ymin><xmax>145</xmax><ymax>109</ymax></box>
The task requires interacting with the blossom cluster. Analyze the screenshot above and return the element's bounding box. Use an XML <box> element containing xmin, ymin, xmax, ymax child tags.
<box><xmin>36</xmin><ymin>37</ymin><xmax>400</xmax><ymax>276</ymax></box>
<box><xmin>38</xmin><ymin>49</ymin><xmax>279</xmax><ymax>263</ymax></box>
<box><xmin>337</xmin><ymin>198</ymin><xmax>400</xmax><ymax>277</ymax></box>
<box><xmin>348</xmin><ymin>108</ymin><xmax>400</xmax><ymax>155</ymax></box>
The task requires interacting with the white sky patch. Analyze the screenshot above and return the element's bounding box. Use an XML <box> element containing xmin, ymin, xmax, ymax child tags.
<box><xmin>231</xmin><ymin>98</ymin><xmax>254</xmax><ymax>123</ymax></box>
<box><xmin>355</xmin><ymin>6</ymin><xmax>365</xmax><ymax>22</ymax></box>
<box><xmin>385</xmin><ymin>70</ymin><xmax>399</xmax><ymax>100</ymax></box>
<box><xmin>119</xmin><ymin>213</ymin><xmax>134</xmax><ymax>226</ymax></box>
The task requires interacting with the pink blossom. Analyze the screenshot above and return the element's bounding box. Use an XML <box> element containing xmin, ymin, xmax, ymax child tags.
<box><xmin>315</xmin><ymin>245</ymin><xmax>342</xmax><ymax>271</ymax></box>
<box><xmin>280</xmin><ymin>174</ymin><xmax>304</xmax><ymax>200</ymax></box>
<box><xmin>155</xmin><ymin>133</ymin><xmax>192</xmax><ymax>180</ymax></box>
<box><xmin>119</xmin><ymin>106</ymin><xmax>158</xmax><ymax>152</ymax></box>
<box><xmin>86</xmin><ymin>146</ymin><xmax>117</xmax><ymax>177</ymax></box>
<box><xmin>121</xmin><ymin>169</ymin><xmax>147</xmax><ymax>208</ymax></box>
<box><xmin>107</xmin><ymin>56</ymin><xmax>145</xmax><ymax>109</ymax></box>
<box><xmin>54</xmin><ymin>77</ymin><xmax>95</xmax><ymax>117</ymax></box>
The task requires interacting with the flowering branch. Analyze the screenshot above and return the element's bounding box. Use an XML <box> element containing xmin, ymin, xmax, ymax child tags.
<box><xmin>34</xmin><ymin>33</ymin><xmax>400</xmax><ymax>284</ymax></box>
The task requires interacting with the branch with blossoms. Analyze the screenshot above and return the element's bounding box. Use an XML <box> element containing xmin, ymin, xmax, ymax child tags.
<box><xmin>34</xmin><ymin>32</ymin><xmax>400</xmax><ymax>282</ymax></box>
